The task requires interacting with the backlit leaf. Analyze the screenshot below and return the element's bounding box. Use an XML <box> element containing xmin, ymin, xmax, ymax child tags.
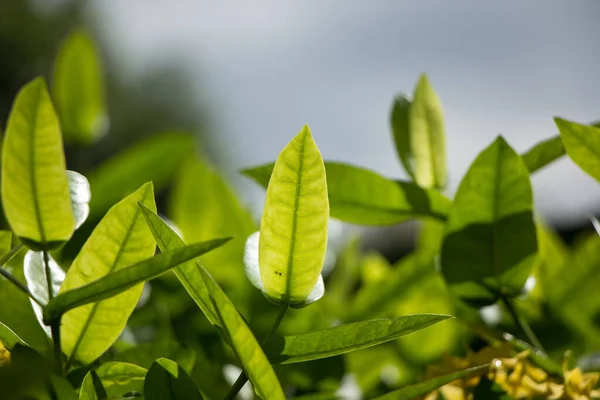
<box><xmin>1</xmin><ymin>77</ymin><xmax>74</xmax><ymax>250</ymax></box>
<box><xmin>259</xmin><ymin>125</ymin><xmax>329</xmax><ymax>306</ymax></box>
<box><xmin>263</xmin><ymin>314</ymin><xmax>451</xmax><ymax>364</ymax></box>
<box><xmin>522</xmin><ymin>136</ymin><xmax>565</xmax><ymax>174</ymax></box>
<box><xmin>52</xmin><ymin>29</ymin><xmax>108</xmax><ymax>144</ymax></box>
<box><xmin>243</xmin><ymin>161</ymin><xmax>451</xmax><ymax>226</ymax></box>
<box><xmin>441</xmin><ymin>136</ymin><xmax>537</xmax><ymax>307</ymax></box>
<box><xmin>80</xmin><ymin>362</ymin><xmax>146</xmax><ymax>399</ymax></box>
<box><xmin>390</xmin><ymin>95</ymin><xmax>414</xmax><ymax>179</ymax></box>
<box><xmin>555</xmin><ymin>118</ymin><xmax>600</xmax><ymax>182</ymax></box>
<box><xmin>59</xmin><ymin>183</ymin><xmax>156</xmax><ymax>364</ymax></box>
<box><xmin>144</xmin><ymin>358</ymin><xmax>203</xmax><ymax>400</ymax></box>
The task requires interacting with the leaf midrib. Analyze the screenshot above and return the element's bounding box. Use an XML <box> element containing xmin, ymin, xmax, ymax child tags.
<box><xmin>66</xmin><ymin>204</ymin><xmax>142</xmax><ymax>364</ymax></box>
<box><xmin>29</xmin><ymin>84</ymin><xmax>46</xmax><ymax>244</ymax></box>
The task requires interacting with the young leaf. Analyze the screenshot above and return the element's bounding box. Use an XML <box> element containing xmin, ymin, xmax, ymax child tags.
<box><xmin>263</xmin><ymin>314</ymin><xmax>451</xmax><ymax>364</ymax></box>
<box><xmin>87</xmin><ymin>133</ymin><xmax>194</xmax><ymax>220</ymax></box>
<box><xmin>52</xmin><ymin>28</ymin><xmax>108</xmax><ymax>144</ymax></box>
<box><xmin>258</xmin><ymin>125</ymin><xmax>329</xmax><ymax>305</ymax></box>
<box><xmin>23</xmin><ymin>250</ymin><xmax>65</xmax><ymax>336</ymax></box>
<box><xmin>138</xmin><ymin>205</ymin><xmax>285</xmax><ymax>400</ymax></box>
<box><xmin>144</xmin><ymin>358</ymin><xmax>203</xmax><ymax>400</ymax></box>
<box><xmin>1</xmin><ymin>77</ymin><xmax>74</xmax><ymax>250</ymax></box>
<box><xmin>243</xmin><ymin>161</ymin><xmax>451</xmax><ymax>226</ymax></box>
<box><xmin>390</xmin><ymin>95</ymin><xmax>414</xmax><ymax>179</ymax></box>
<box><xmin>79</xmin><ymin>362</ymin><xmax>146</xmax><ymax>399</ymax></box>
<box><xmin>58</xmin><ymin>183</ymin><xmax>156</xmax><ymax>364</ymax></box>
<box><xmin>522</xmin><ymin>136</ymin><xmax>565</xmax><ymax>174</ymax></box>
<box><xmin>44</xmin><ymin>238</ymin><xmax>230</xmax><ymax>323</ymax></box>
<box><xmin>67</xmin><ymin>171</ymin><xmax>91</xmax><ymax>230</ymax></box>
<box><xmin>373</xmin><ymin>365</ymin><xmax>489</xmax><ymax>400</ymax></box>
<box><xmin>168</xmin><ymin>156</ymin><xmax>255</xmax><ymax>290</ymax></box>
<box><xmin>555</xmin><ymin>118</ymin><xmax>600</xmax><ymax>182</ymax></box>
<box><xmin>441</xmin><ymin>136</ymin><xmax>537</xmax><ymax>307</ymax></box>
<box><xmin>408</xmin><ymin>74</ymin><xmax>447</xmax><ymax>189</ymax></box>
<box><xmin>0</xmin><ymin>321</ymin><xmax>28</xmax><ymax>350</ymax></box>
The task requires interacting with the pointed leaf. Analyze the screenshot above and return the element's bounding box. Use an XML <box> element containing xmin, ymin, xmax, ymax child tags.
<box><xmin>53</xmin><ymin>29</ymin><xmax>108</xmax><ymax>144</ymax></box>
<box><xmin>409</xmin><ymin>74</ymin><xmax>446</xmax><ymax>188</ymax></box>
<box><xmin>522</xmin><ymin>136</ymin><xmax>566</xmax><ymax>174</ymax></box>
<box><xmin>87</xmin><ymin>133</ymin><xmax>194</xmax><ymax>220</ymax></box>
<box><xmin>24</xmin><ymin>250</ymin><xmax>65</xmax><ymax>336</ymax></box>
<box><xmin>144</xmin><ymin>358</ymin><xmax>203</xmax><ymax>400</ymax></box>
<box><xmin>138</xmin><ymin>206</ymin><xmax>285</xmax><ymax>400</ymax></box>
<box><xmin>80</xmin><ymin>362</ymin><xmax>146</xmax><ymax>399</ymax></box>
<box><xmin>0</xmin><ymin>321</ymin><xmax>28</xmax><ymax>350</ymax></box>
<box><xmin>67</xmin><ymin>171</ymin><xmax>91</xmax><ymax>230</ymax></box>
<box><xmin>390</xmin><ymin>95</ymin><xmax>414</xmax><ymax>179</ymax></box>
<box><xmin>78</xmin><ymin>370</ymin><xmax>106</xmax><ymax>400</ymax></box>
<box><xmin>112</xmin><ymin>340</ymin><xmax>196</xmax><ymax>375</ymax></box>
<box><xmin>1</xmin><ymin>77</ymin><xmax>74</xmax><ymax>250</ymax></box>
<box><xmin>259</xmin><ymin>125</ymin><xmax>329</xmax><ymax>305</ymax></box>
<box><xmin>58</xmin><ymin>183</ymin><xmax>156</xmax><ymax>364</ymax></box>
<box><xmin>373</xmin><ymin>365</ymin><xmax>489</xmax><ymax>400</ymax></box>
<box><xmin>441</xmin><ymin>136</ymin><xmax>537</xmax><ymax>307</ymax></box>
<box><xmin>555</xmin><ymin>118</ymin><xmax>600</xmax><ymax>182</ymax></box>
<box><xmin>44</xmin><ymin>237</ymin><xmax>230</xmax><ymax>323</ymax></box>
<box><xmin>263</xmin><ymin>314</ymin><xmax>451</xmax><ymax>364</ymax></box>
<box><xmin>244</xmin><ymin>161</ymin><xmax>450</xmax><ymax>226</ymax></box>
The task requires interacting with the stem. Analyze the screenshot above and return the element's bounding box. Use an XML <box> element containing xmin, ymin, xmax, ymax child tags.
<box><xmin>43</xmin><ymin>250</ymin><xmax>63</xmax><ymax>374</ymax></box>
<box><xmin>224</xmin><ymin>303</ymin><xmax>288</xmax><ymax>400</ymax></box>
<box><xmin>0</xmin><ymin>244</ymin><xmax>44</xmax><ymax>306</ymax></box>
<box><xmin>501</xmin><ymin>294</ymin><xmax>546</xmax><ymax>354</ymax></box>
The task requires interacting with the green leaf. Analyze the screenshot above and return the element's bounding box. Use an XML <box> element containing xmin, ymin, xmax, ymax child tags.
<box><xmin>144</xmin><ymin>358</ymin><xmax>203</xmax><ymax>400</ymax></box>
<box><xmin>52</xmin><ymin>28</ymin><xmax>107</xmax><ymax>144</ymax></box>
<box><xmin>168</xmin><ymin>156</ymin><xmax>255</xmax><ymax>290</ymax></box>
<box><xmin>44</xmin><ymin>237</ymin><xmax>230</xmax><ymax>324</ymax></box>
<box><xmin>441</xmin><ymin>136</ymin><xmax>537</xmax><ymax>306</ymax></box>
<box><xmin>67</xmin><ymin>171</ymin><xmax>91</xmax><ymax>230</ymax></box>
<box><xmin>390</xmin><ymin>95</ymin><xmax>414</xmax><ymax>180</ymax></box>
<box><xmin>522</xmin><ymin>136</ymin><xmax>565</xmax><ymax>174</ymax></box>
<box><xmin>1</xmin><ymin>77</ymin><xmax>74</xmax><ymax>250</ymax></box>
<box><xmin>243</xmin><ymin>161</ymin><xmax>451</xmax><ymax>226</ymax></box>
<box><xmin>24</xmin><ymin>250</ymin><xmax>65</xmax><ymax>335</ymax></box>
<box><xmin>138</xmin><ymin>206</ymin><xmax>285</xmax><ymax>400</ymax></box>
<box><xmin>263</xmin><ymin>314</ymin><xmax>451</xmax><ymax>364</ymax></box>
<box><xmin>259</xmin><ymin>125</ymin><xmax>329</xmax><ymax>305</ymax></box>
<box><xmin>408</xmin><ymin>74</ymin><xmax>447</xmax><ymax>188</ymax></box>
<box><xmin>112</xmin><ymin>340</ymin><xmax>196</xmax><ymax>375</ymax></box>
<box><xmin>58</xmin><ymin>183</ymin><xmax>156</xmax><ymax>364</ymax></box>
<box><xmin>87</xmin><ymin>133</ymin><xmax>194</xmax><ymax>220</ymax></box>
<box><xmin>0</xmin><ymin>321</ymin><xmax>28</xmax><ymax>350</ymax></box>
<box><xmin>373</xmin><ymin>364</ymin><xmax>490</xmax><ymax>400</ymax></box>
<box><xmin>80</xmin><ymin>362</ymin><xmax>146</xmax><ymax>399</ymax></box>
<box><xmin>555</xmin><ymin>118</ymin><xmax>600</xmax><ymax>182</ymax></box>
<box><xmin>0</xmin><ymin>231</ymin><xmax>12</xmax><ymax>257</ymax></box>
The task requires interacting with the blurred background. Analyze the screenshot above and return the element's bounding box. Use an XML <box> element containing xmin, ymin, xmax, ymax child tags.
<box><xmin>2</xmin><ymin>0</ymin><xmax>600</xmax><ymax>260</ymax></box>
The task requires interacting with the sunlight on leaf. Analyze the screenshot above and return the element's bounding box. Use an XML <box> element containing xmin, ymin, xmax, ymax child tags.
<box><xmin>80</xmin><ymin>362</ymin><xmax>146</xmax><ymax>399</ymax></box>
<box><xmin>555</xmin><ymin>118</ymin><xmax>600</xmax><ymax>183</ymax></box>
<box><xmin>144</xmin><ymin>358</ymin><xmax>203</xmax><ymax>400</ymax></box>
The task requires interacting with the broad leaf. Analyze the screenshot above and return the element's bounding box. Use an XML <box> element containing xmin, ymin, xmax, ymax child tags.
<box><xmin>259</xmin><ymin>125</ymin><xmax>329</xmax><ymax>305</ymax></box>
<box><xmin>441</xmin><ymin>136</ymin><xmax>537</xmax><ymax>306</ymax></box>
<box><xmin>144</xmin><ymin>358</ymin><xmax>203</xmax><ymax>400</ymax></box>
<box><xmin>139</xmin><ymin>206</ymin><xmax>285</xmax><ymax>400</ymax></box>
<box><xmin>52</xmin><ymin>29</ymin><xmax>107</xmax><ymax>144</ymax></box>
<box><xmin>0</xmin><ymin>231</ymin><xmax>11</xmax><ymax>257</ymax></box>
<box><xmin>0</xmin><ymin>321</ymin><xmax>27</xmax><ymax>350</ymax></box>
<box><xmin>522</xmin><ymin>136</ymin><xmax>565</xmax><ymax>174</ymax></box>
<box><xmin>44</xmin><ymin>238</ymin><xmax>230</xmax><ymax>323</ymax></box>
<box><xmin>112</xmin><ymin>340</ymin><xmax>196</xmax><ymax>375</ymax></box>
<box><xmin>1</xmin><ymin>77</ymin><xmax>74</xmax><ymax>250</ymax></box>
<box><xmin>555</xmin><ymin>118</ymin><xmax>600</xmax><ymax>182</ymax></box>
<box><xmin>24</xmin><ymin>250</ymin><xmax>65</xmax><ymax>336</ymax></box>
<box><xmin>408</xmin><ymin>74</ymin><xmax>447</xmax><ymax>188</ymax></box>
<box><xmin>87</xmin><ymin>133</ymin><xmax>194</xmax><ymax>219</ymax></box>
<box><xmin>390</xmin><ymin>95</ymin><xmax>414</xmax><ymax>179</ymax></box>
<box><xmin>59</xmin><ymin>183</ymin><xmax>156</xmax><ymax>364</ymax></box>
<box><xmin>264</xmin><ymin>314</ymin><xmax>451</xmax><ymax>364</ymax></box>
<box><xmin>373</xmin><ymin>364</ymin><xmax>489</xmax><ymax>400</ymax></box>
<box><xmin>67</xmin><ymin>171</ymin><xmax>91</xmax><ymax>230</ymax></box>
<box><xmin>80</xmin><ymin>362</ymin><xmax>146</xmax><ymax>399</ymax></box>
<box><xmin>168</xmin><ymin>156</ymin><xmax>255</xmax><ymax>290</ymax></box>
<box><xmin>243</xmin><ymin>161</ymin><xmax>451</xmax><ymax>226</ymax></box>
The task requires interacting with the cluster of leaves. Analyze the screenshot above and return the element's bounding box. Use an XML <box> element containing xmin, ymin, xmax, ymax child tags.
<box><xmin>1</xmin><ymin>28</ymin><xmax>600</xmax><ymax>400</ymax></box>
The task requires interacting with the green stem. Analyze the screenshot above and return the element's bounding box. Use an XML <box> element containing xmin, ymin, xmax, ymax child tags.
<box><xmin>0</xmin><ymin>244</ymin><xmax>43</xmax><ymax>306</ymax></box>
<box><xmin>43</xmin><ymin>250</ymin><xmax>63</xmax><ymax>375</ymax></box>
<box><xmin>501</xmin><ymin>294</ymin><xmax>546</xmax><ymax>354</ymax></box>
<box><xmin>224</xmin><ymin>303</ymin><xmax>288</xmax><ymax>400</ymax></box>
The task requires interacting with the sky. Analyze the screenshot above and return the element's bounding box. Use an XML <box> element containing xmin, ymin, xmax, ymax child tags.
<box><xmin>87</xmin><ymin>1</ymin><xmax>600</xmax><ymax>228</ymax></box>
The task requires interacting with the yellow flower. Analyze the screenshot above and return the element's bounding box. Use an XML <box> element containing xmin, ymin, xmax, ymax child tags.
<box><xmin>0</xmin><ymin>341</ymin><xmax>11</xmax><ymax>367</ymax></box>
<box><xmin>490</xmin><ymin>351</ymin><xmax>551</xmax><ymax>398</ymax></box>
<box><xmin>548</xmin><ymin>352</ymin><xmax>600</xmax><ymax>400</ymax></box>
